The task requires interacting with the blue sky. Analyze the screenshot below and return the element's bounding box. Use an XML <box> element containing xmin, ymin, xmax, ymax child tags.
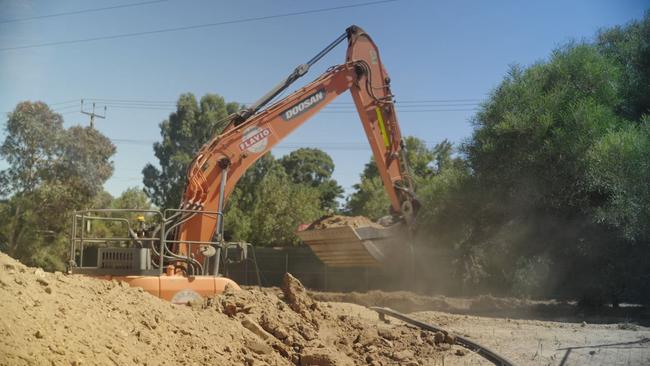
<box><xmin>1</xmin><ymin>0</ymin><xmax>647</xmax><ymax>200</ymax></box>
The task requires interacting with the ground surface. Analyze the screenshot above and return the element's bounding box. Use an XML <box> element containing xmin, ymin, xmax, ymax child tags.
<box><xmin>1</xmin><ymin>252</ymin><xmax>649</xmax><ymax>365</ymax></box>
<box><xmin>324</xmin><ymin>303</ymin><xmax>650</xmax><ymax>365</ymax></box>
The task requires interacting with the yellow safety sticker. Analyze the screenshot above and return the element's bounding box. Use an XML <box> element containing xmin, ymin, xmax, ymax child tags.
<box><xmin>375</xmin><ymin>107</ymin><xmax>390</xmax><ymax>147</ymax></box>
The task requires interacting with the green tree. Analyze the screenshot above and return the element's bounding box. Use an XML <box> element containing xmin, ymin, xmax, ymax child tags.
<box><xmin>224</xmin><ymin>153</ymin><xmax>325</xmax><ymax>245</ymax></box>
<box><xmin>596</xmin><ymin>12</ymin><xmax>650</xmax><ymax>121</ymax></box>
<box><xmin>112</xmin><ymin>187</ymin><xmax>151</xmax><ymax>210</ymax></box>
<box><xmin>452</xmin><ymin>15</ymin><xmax>650</xmax><ymax>301</ymax></box>
<box><xmin>0</xmin><ymin>102</ymin><xmax>115</xmax><ymax>269</ymax></box>
<box><xmin>142</xmin><ymin>93</ymin><xmax>240</xmax><ymax>209</ymax></box>
<box><xmin>143</xmin><ymin>96</ymin><xmax>341</xmax><ymax>245</ymax></box>
<box><xmin>587</xmin><ymin>120</ymin><xmax>650</xmax><ymax>241</ymax></box>
<box><xmin>346</xmin><ymin>136</ymin><xmax>454</xmax><ymax>219</ymax></box>
<box><xmin>345</xmin><ymin>175</ymin><xmax>391</xmax><ymax>220</ymax></box>
<box><xmin>248</xmin><ymin>165</ymin><xmax>323</xmax><ymax>246</ymax></box>
<box><xmin>465</xmin><ymin>45</ymin><xmax>622</xmax><ymax>212</ymax></box>
<box><xmin>223</xmin><ymin>154</ymin><xmax>279</xmax><ymax>241</ymax></box>
<box><xmin>279</xmin><ymin>148</ymin><xmax>343</xmax><ymax>211</ymax></box>
<box><xmin>460</xmin><ymin>46</ymin><xmax>626</xmax><ymax>297</ymax></box>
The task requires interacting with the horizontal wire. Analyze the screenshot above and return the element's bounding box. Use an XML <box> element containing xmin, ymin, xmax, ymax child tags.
<box><xmin>0</xmin><ymin>0</ymin><xmax>168</xmax><ymax>25</ymax></box>
<box><xmin>0</xmin><ymin>0</ymin><xmax>399</xmax><ymax>51</ymax></box>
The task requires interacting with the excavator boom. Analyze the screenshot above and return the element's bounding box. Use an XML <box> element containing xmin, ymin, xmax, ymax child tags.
<box><xmin>177</xmin><ymin>25</ymin><xmax>416</xmax><ymax>268</ymax></box>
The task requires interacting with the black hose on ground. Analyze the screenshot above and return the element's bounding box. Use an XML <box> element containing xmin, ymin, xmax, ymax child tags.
<box><xmin>369</xmin><ymin>306</ymin><xmax>515</xmax><ymax>366</ymax></box>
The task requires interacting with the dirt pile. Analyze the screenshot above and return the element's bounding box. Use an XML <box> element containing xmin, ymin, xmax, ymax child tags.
<box><xmin>0</xmin><ymin>252</ymin><xmax>288</xmax><ymax>365</ymax></box>
<box><xmin>312</xmin><ymin>291</ymin><xmax>454</xmax><ymax>314</ymax></box>
<box><xmin>306</xmin><ymin>215</ymin><xmax>382</xmax><ymax>230</ymax></box>
<box><xmin>312</xmin><ymin>290</ymin><xmax>650</xmax><ymax>325</ymax></box>
<box><xmin>215</xmin><ymin>273</ymin><xmax>450</xmax><ymax>365</ymax></box>
<box><xmin>0</xmin><ymin>254</ymin><xmax>455</xmax><ymax>365</ymax></box>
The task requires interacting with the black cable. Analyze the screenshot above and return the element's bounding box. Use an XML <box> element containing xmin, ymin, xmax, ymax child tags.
<box><xmin>0</xmin><ymin>0</ymin><xmax>168</xmax><ymax>25</ymax></box>
<box><xmin>0</xmin><ymin>0</ymin><xmax>400</xmax><ymax>51</ymax></box>
<box><xmin>370</xmin><ymin>307</ymin><xmax>515</xmax><ymax>366</ymax></box>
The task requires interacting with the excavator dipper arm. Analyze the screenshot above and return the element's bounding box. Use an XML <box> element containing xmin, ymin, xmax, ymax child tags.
<box><xmin>176</xmin><ymin>26</ymin><xmax>415</xmax><ymax>267</ymax></box>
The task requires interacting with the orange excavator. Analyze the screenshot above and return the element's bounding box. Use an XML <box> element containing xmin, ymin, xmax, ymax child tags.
<box><xmin>69</xmin><ymin>25</ymin><xmax>418</xmax><ymax>303</ymax></box>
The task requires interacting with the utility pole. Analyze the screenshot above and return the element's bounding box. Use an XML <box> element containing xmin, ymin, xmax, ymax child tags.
<box><xmin>80</xmin><ymin>99</ymin><xmax>106</xmax><ymax>128</ymax></box>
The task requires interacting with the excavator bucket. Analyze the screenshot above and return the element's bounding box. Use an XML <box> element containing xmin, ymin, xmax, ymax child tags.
<box><xmin>296</xmin><ymin>216</ymin><xmax>405</xmax><ymax>267</ymax></box>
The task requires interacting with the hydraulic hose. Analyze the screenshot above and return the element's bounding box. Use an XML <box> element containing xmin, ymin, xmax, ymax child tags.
<box><xmin>370</xmin><ymin>307</ymin><xmax>515</xmax><ymax>366</ymax></box>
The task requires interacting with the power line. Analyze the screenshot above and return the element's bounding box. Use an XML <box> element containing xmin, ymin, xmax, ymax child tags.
<box><xmin>322</xmin><ymin>109</ymin><xmax>478</xmax><ymax>113</ymax></box>
<box><xmin>104</xmin><ymin>105</ymin><xmax>173</xmax><ymax>111</ymax></box>
<box><xmin>325</xmin><ymin>103</ymin><xmax>479</xmax><ymax>109</ymax></box>
<box><xmin>393</xmin><ymin>98</ymin><xmax>482</xmax><ymax>103</ymax></box>
<box><xmin>0</xmin><ymin>0</ymin><xmax>168</xmax><ymax>25</ymax></box>
<box><xmin>84</xmin><ymin>98</ymin><xmax>176</xmax><ymax>105</ymax></box>
<box><xmin>332</xmin><ymin>98</ymin><xmax>483</xmax><ymax>105</ymax></box>
<box><xmin>101</xmin><ymin>105</ymin><xmax>478</xmax><ymax>111</ymax></box>
<box><xmin>49</xmin><ymin>99</ymin><xmax>80</xmax><ymax>106</ymax></box>
<box><xmin>0</xmin><ymin>0</ymin><xmax>400</xmax><ymax>52</ymax></box>
<box><xmin>52</xmin><ymin>105</ymin><xmax>81</xmax><ymax>112</ymax></box>
<box><xmin>75</xmin><ymin>98</ymin><xmax>481</xmax><ymax>109</ymax></box>
<box><xmin>109</xmin><ymin>138</ymin><xmax>460</xmax><ymax>148</ymax></box>
<box><xmin>85</xmin><ymin>105</ymin><xmax>478</xmax><ymax>113</ymax></box>
<box><xmin>44</xmin><ymin>96</ymin><xmax>481</xmax><ymax>116</ymax></box>
<box><xmin>82</xmin><ymin>97</ymin><xmax>482</xmax><ymax>105</ymax></box>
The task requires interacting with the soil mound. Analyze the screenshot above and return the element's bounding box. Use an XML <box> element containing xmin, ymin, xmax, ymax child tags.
<box><xmin>0</xmin><ymin>252</ymin><xmax>282</xmax><ymax>365</ymax></box>
<box><xmin>306</xmin><ymin>215</ymin><xmax>382</xmax><ymax>230</ymax></box>
<box><xmin>214</xmin><ymin>273</ymin><xmax>448</xmax><ymax>365</ymax></box>
<box><xmin>312</xmin><ymin>290</ymin><xmax>454</xmax><ymax>314</ymax></box>
<box><xmin>0</xmin><ymin>253</ymin><xmax>451</xmax><ymax>365</ymax></box>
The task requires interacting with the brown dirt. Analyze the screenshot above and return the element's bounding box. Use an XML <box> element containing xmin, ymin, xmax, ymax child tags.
<box><xmin>312</xmin><ymin>290</ymin><xmax>650</xmax><ymax>325</ymax></box>
<box><xmin>3</xmin><ymin>252</ymin><xmax>648</xmax><ymax>365</ymax></box>
<box><xmin>412</xmin><ymin>311</ymin><xmax>650</xmax><ymax>365</ymax></box>
<box><xmin>306</xmin><ymin>215</ymin><xmax>383</xmax><ymax>230</ymax></box>
<box><xmin>0</xmin><ymin>254</ymin><xmax>457</xmax><ymax>365</ymax></box>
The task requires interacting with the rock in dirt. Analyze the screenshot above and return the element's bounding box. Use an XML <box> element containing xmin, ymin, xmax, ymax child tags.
<box><xmin>241</xmin><ymin>316</ymin><xmax>273</xmax><ymax>341</ymax></box>
<box><xmin>354</xmin><ymin>329</ymin><xmax>378</xmax><ymax>346</ymax></box>
<box><xmin>378</xmin><ymin>327</ymin><xmax>399</xmax><ymax>340</ymax></box>
<box><xmin>300</xmin><ymin>348</ymin><xmax>354</xmax><ymax>366</ymax></box>
<box><xmin>392</xmin><ymin>349</ymin><xmax>414</xmax><ymax>361</ymax></box>
<box><xmin>444</xmin><ymin>334</ymin><xmax>456</xmax><ymax>345</ymax></box>
<box><xmin>282</xmin><ymin>273</ymin><xmax>318</xmax><ymax>318</ymax></box>
<box><xmin>245</xmin><ymin>338</ymin><xmax>274</xmax><ymax>355</ymax></box>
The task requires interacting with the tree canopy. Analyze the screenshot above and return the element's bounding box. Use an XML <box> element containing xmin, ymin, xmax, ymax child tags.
<box><xmin>0</xmin><ymin>102</ymin><xmax>115</xmax><ymax>269</ymax></box>
<box><xmin>143</xmin><ymin>95</ymin><xmax>339</xmax><ymax>245</ymax></box>
<box><xmin>279</xmin><ymin>148</ymin><xmax>343</xmax><ymax>211</ymax></box>
<box><xmin>142</xmin><ymin>93</ymin><xmax>240</xmax><ymax>209</ymax></box>
<box><xmin>343</xmin><ymin>13</ymin><xmax>650</xmax><ymax>304</ymax></box>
